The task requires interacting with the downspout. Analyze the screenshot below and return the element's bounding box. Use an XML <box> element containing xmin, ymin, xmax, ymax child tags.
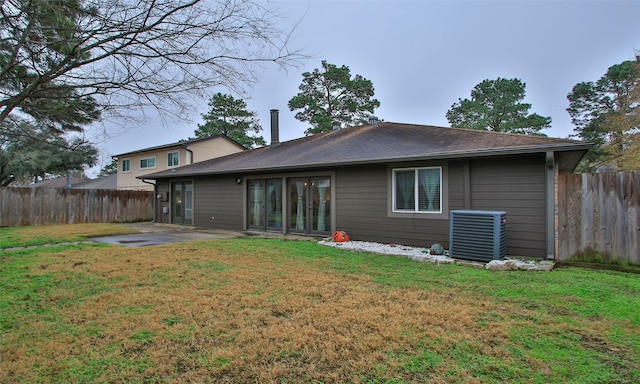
<box><xmin>545</xmin><ymin>151</ymin><xmax>555</xmax><ymax>260</ymax></box>
<box><xmin>183</xmin><ymin>144</ymin><xmax>194</xmax><ymax>165</ymax></box>
<box><xmin>112</xmin><ymin>155</ymin><xmax>119</xmax><ymax>189</ymax></box>
<box><xmin>141</xmin><ymin>178</ymin><xmax>157</xmax><ymax>223</ymax></box>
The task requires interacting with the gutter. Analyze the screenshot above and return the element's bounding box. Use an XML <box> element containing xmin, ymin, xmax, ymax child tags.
<box><xmin>139</xmin><ymin>143</ymin><xmax>593</xmax><ymax>180</ymax></box>
<box><xmin>141</xmin><ymin>178</ymin><xmax>156</xmax><ymax>187</ymax></box>
<box><xmin>182</xmin><ymin>143</ymin><xmax>194</xmax><ymax>165</ymax></box>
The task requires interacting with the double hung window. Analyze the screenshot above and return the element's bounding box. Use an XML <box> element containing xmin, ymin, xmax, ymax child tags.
<box><xmin>168</xmin><ymin>151</ymin><xmax>179</xmax><ymax>167</ymax></box>
<box><xmin>121</xmin><ymin>159</ymin><xmax>131</xmax><ymax>172</ymax></box>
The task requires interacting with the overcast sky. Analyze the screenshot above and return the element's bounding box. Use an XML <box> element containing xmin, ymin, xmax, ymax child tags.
<box><xmin>87</xmin><ymin>0</ymin><xmax>640</xmax><ymax>175</ymax></box>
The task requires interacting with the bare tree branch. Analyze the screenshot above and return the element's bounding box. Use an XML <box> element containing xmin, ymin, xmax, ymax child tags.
<box><xmin>0</xmin><ymin>0</ymin><xmax>304</xmax><ymax>128</ymax></box>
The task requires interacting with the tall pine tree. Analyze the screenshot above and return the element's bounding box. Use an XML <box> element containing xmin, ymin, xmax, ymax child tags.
<box><xmin>288</xmin><ymin>61</ymin><xmax>380</xmax><ymax>135</ymax></box>
<box><xmin>446</xmin><ymin>78</ymin><xmax>550</xmax><ymax>135</ymax></box>
<box><xmin>567</xmin><ymin>58</ymin><xmax>640</xmax><ymax>171</ymax></box>
<box><xmin>194</xmin><ymin>93</ymin><xmax>265</xmax><ymax>148</ymax></box>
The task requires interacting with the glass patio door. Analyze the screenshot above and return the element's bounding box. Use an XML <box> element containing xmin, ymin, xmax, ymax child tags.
<box><xmin>266</xmin><ymin>179</ymin><xmax>283</xmax><ymax>231</ymax></box>
<box><xmin>312</xmin><ymin>177</ymin><xmax>331</xmax><ymax>233</ymax></box>
<box><xmin>289</xmin><ymin>178</ymin><xmax>307</xmax><ymax>233</ymax></box>
<box><xmin>184</xmin><ymin>183</ymin><xmax>193</xmax><ymax>221</ymax></box>
<box><xmin>289</xmin><ymin>177</ymin><xmax>331</xmax><ymax>235</ymax></box>
<box><xmin>172</xmin><ymin>181</ymin><xmax>193</xmax><ymax>225</ymax></box>
<box><xmin>248</xmin><ymin>180</ymin><xmax>265</xmax><ymax>230</ymax></box>
<box><xmin>248</xmin><ymin>179</ymin><xmax>283</xmax><ymax>231</ymax></box>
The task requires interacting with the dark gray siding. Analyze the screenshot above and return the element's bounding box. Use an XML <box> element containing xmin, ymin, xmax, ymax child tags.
<box><xmin>334</xmin><ymin>155</ymin><xmax>547</xmax><ymax>258</ymax></box>
<box><xmin>335</xmin><ymin>162</ymin><xmax>465</xmax><ymax>248</ymax></box>
<box><xmin>193</xmin><ymin>175</ymin><xmax>243</xmax><ymax>230</ymax></box>
<box><xmin>157</xmin><ymin>153</ymin><xmax>548</xmax><ymax>258</ymax></box>
<box><xmin>155</xmin><ymin>179</ymin><xmax>170</xmax><ymax>224</ymax></box>
<box><xmin>469</xmin><ymin>154</ymin><xmax>547</xmax><ymax>258</ymax></box>
<box><xmin>448</xmin><ymin>160</ymin><xmax>467</xmax><ymax>211</ymax></box>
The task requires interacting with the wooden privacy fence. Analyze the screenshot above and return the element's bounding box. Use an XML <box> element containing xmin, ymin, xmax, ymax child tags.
<box><xmin>557</xmin><ymin>172</ymin><xmax>639</xmax><ymax>265</ymax></box>
<box><xmin>0</xmin><ymin>187</ymin><xmax>153</xmax><ymax>227</ymax></box>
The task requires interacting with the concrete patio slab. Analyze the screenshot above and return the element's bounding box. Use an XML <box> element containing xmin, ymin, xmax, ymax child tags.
<box><xmin>93</xmin><ymin>222</ymin><xmax>317</xmax><ymax>247</ymax></box>
<box><xmin>93</xmin><ymin>222</ymin><xmax>247</xmax><ymax>247</ymax></box>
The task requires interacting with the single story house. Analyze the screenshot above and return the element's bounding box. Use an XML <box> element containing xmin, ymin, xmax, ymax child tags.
<box><xmin>140</xmin><ymin>112</ymin><xmax>590</xmax><ymax>260</ymax></box>
<box><xmin>114</xmin><ymin>135</ymin><xmax>246</xmax><ymax>190</ymax></box>
<box><xmin>28</xmin><ymin>176</ymin><xmax>85</xmax><ymax>188</ymax></box>
<box><xmin>71</xmin><ymin>173</ymin><xmax>118</xmax><ymax>190</ymax></box>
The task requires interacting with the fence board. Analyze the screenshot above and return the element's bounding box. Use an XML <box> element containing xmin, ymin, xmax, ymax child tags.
<box><xmin>0</xmin><ymin>187</ymin><xmax>153</xmax><ymax>227</ymax></box>
<box><xmin>558</xmin><ymin>172</ymin><xmax>640</xmax><ymax>265</ymax></box>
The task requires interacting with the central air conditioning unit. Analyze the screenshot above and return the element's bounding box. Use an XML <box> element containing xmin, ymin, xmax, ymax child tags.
<box><xmin>449</xmin><ymin>210</ymin><xmax>507</xmax><ymax>262</ymax></box>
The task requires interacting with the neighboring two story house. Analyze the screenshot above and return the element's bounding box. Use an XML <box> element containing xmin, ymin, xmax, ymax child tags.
<box><xmin>113</xmin><ymin>135</ymin><xmax>246</xmax><ymax>190</ymax></box>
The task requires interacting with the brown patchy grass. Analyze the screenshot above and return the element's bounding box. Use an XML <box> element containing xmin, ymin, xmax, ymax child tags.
<box><xmin>1</xmin><ymin>237</ymin><xmax>639</xmax><ymax>383</ymax></box>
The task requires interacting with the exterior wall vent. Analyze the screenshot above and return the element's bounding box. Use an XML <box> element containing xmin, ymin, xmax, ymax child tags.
<box><xmin>449</xmin><ymin>210</ymin><xmax>507</xmax><ymax>262</ymax></box>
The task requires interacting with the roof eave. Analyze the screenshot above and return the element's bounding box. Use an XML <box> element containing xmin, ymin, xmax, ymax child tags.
<box><xmin>139</xmin><ymin>143</ymin><xmax>592</xmax><ymax>180</ymax></box>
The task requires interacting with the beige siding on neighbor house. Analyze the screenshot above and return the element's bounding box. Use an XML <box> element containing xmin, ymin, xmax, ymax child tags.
<box><xmin>118</xmin><ymin>151</ymin><xmax>177</xmax><ymax>191</ymax></box>
<box><xmin>117</xmin><ymin>137</ymin><xmax>244</xmax><ymax>190</ymax></box>
<box><xmin>188</xmin><ymin>137</ymin><xmax>246</xmax><ymax>163</ymax></box>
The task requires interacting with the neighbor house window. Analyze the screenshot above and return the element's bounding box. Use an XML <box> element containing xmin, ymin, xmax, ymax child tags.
<box><xmin>167</xmin><ymin>151</ymin><xmax>179</xmax><ymax>167</ymax></box>
<box><xmin>140</xmin><ymin>157</ymin><xmax>156</xmax><ymax>169</ymax></box>
<box><xmin>121</xmin><ymin>159</ymin><xmax>131</xmax><ymax>172</ymax></box>
<box><xmin>393</xmin><ymin>167</ymin><xmax>442</xmax><ymax>213</ymax></box>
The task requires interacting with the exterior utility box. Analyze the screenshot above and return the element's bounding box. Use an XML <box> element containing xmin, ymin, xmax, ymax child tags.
<box><xmin>449</xmin><ymin>210</ymin><xmax>507</xmax><ymax>262</ymax></box>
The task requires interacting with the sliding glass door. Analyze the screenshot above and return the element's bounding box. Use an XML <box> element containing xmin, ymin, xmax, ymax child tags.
<box><xmin>266</xmin><ymin>179</ymin><xmax>283</xmax><ymax>230</ymax></box>
<box><xmin>172</xmin><ymin>181</ymin><xmax>193</xmax><ymax>225</ymax></box>
<box><xmin>289</xmin><ymin>176</ymin><xmax>331</xmax><ymax>235</ymax></box>
<box><xmin>248</xmin><ymin>179</ymin><xmax>283</xmax><ymax>231</ymax></box>
<box><xmin>248</xmin><ymin>180</ymin><xmax>265</xmax><ymax>230</ymax></box>
<box><xmin>248</xmin><ymin>176</ymin><xmax>330</xmax><ymax>235</ymax></box>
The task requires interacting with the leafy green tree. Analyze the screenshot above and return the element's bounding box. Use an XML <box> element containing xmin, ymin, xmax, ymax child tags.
<box><xmin>0</xmin><ymin>135</ymin><xmax>12</xmax><ymax>186</ymax></box>
<box><xmin>446</xmin><ymin>78</ymin><xmax>551</xmax><ymax>135</ymax></box>
<box><xmin>194</xmin><ymin>93</ymin><xmax>265</xmax><ymax>148</ymax></box>
<box><xmin>567</xmin><ymin>58</ymin><xmax>640</xmax><ymax>171</ymax></box>
<box><xmin>1</xmin><ymin>120</ymin><xmax>97</xmax><ymax>185</ymax></box>
<box><xmin>288</xmin><ymin>60</ymin><xmax>380</xmax><ymax>135</ymax></box>
<box><xmin>1</xmin><ymin>0</ymin><xmax>300</xmax><ymax>131</ymax></box>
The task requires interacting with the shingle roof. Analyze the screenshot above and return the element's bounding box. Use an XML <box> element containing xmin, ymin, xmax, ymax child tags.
<box><xmin>28</xmin><ymin>176</ymin><xmax>84</xmax><ymax>188</ymax></box>
<box><xmin>140</xmin><ymin>122</ymin><xmax>591</xmax><ymax>179</ymax></box>
<box><xmin>71</xmin><ymin>173</ymin><xmax>117</xmax><ymax>190</ymax></box>
<box><xmin>113</xmin><ymin>134</ymin><xmax>245</xmax><ymax>157</ymax></box>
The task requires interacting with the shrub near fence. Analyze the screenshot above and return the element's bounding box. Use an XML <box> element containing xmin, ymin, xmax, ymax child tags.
<box><xmin>557</xmin><ymin>171</ymin><xmax>640</xmax><ymax>266</ymax></box>
<box><xmin>0</xmin><ymin>187</ymin><xmax>153</xmax><ymax>227</ymax></box>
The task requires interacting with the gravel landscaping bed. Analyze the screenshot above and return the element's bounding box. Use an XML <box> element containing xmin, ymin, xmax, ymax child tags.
<box><xmin>318</xmin><ymin>239</ymin><xmax>555</xmax><ymax>271</ymax></box>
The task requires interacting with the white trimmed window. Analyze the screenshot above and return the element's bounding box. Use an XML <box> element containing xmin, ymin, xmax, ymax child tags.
<box><xmin>393</xmin><ymin>167</ymin><xmax>442</xmax><ymax>213</ymax></box>
<box><xmin>121</xmin><ymin>159</ymin><xmax>131</xmax><ymax>172</ymax></box>
<box><xmin>140</xmin><ymin>157</ymin><xmax>156</xmax><ymax>169</ymax></box>
<box><xmin>167</xmin><ymin>151</ymin><xmax>179</xmax><ymax>167</ymax></box>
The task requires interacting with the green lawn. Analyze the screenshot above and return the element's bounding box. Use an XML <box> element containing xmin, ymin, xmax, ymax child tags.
<box><xmin>1</xmin><ymin>224</ymin><xmax>638</xmax><ymax>383</ymax></box>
